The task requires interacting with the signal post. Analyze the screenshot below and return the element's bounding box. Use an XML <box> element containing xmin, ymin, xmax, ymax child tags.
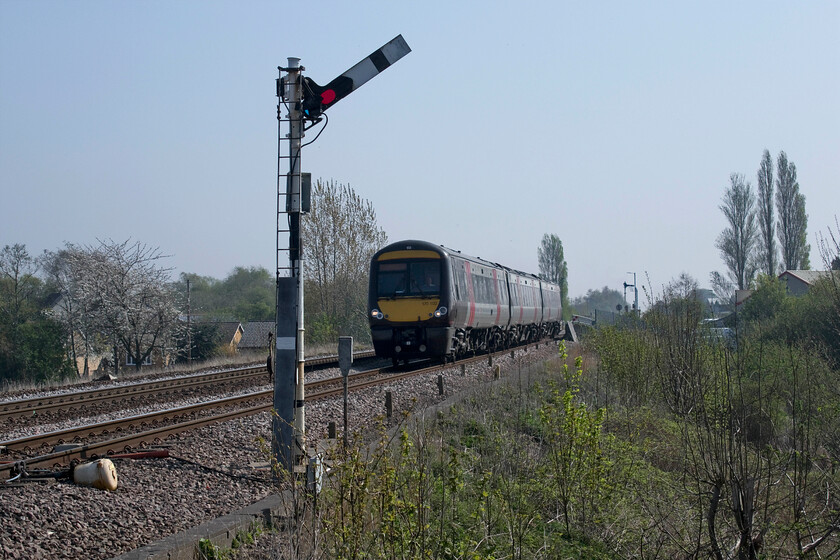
<box><xmin>274</xmin><ymin>57</ymin><xmax>306</xmax><ymax>475</ymax></box>
<box><xmin>273</xmin><ymin>36</ymin><xmax>411</xmax><ymax>477</ymax></box>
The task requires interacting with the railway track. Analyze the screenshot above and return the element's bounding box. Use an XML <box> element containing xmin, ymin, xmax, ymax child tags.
<box><xmin>0</xmin><ymin>345</ymin><xmax>538</xmax><ymax>479</ymax></box>
<box><xmin>0</xmin><ymin>350</ymin><xmax>376</xmax><ymax>421</ymax></box>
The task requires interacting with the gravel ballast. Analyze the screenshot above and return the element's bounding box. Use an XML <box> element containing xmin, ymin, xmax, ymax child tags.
<box><xmin>0</xmin><ymin>344</ymin><xmax>563</xmax><ymax>559</ymax></box>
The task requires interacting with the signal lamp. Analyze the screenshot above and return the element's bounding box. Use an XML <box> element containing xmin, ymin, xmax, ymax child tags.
<box><xmin>302</xmin><ymin>76</ymin><xmax>353</xmax><ymax>119</ymax></box>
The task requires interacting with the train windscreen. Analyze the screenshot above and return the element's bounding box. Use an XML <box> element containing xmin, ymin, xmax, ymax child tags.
<box><xmin>377</xmin><ymin>260</ymin><xmax>440</xmax><ymax>298</ymax></box>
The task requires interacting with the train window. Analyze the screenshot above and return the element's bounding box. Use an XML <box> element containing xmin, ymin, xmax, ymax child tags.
<box><xmin>377</xmin><ymin>262</ymin><xmax>408</xmax><ymax>297</ymax></box>
<box><xmin>410</xmin><ymin>260</ymin><xmax>441</xmax><ymax>296</ymax></box>
<box><xmin>470</xmin><ymin>271</ymin><xmax>483</xmax><ymax>304</ymax></box>
<box><xmin>455</xmin><ymin>262</ymin><xmax>468</xmax><ymax>300</ymax></box>
<box><xmin>377</xmin><ymin>260</ymin><xmax>441</xmax><ymax>298</ymax></box>
<box><xmin>470</xmin><ymin>273</ymin><xmax>480</xmax><ymax>302</ymax></box>
<box><xmin>481</xmin><ymin>275</ymin><xmax>493</xmax><ymax>304</ymax></box>
<box><xmin>452</xmin><ymin>261</ymin><xmax>460</xmax><ymax>299</ymax></box>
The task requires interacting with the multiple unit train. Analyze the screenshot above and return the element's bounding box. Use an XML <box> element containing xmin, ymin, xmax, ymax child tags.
<box><xmin>368</xmin><ymin>240</ymin><xmax>565</xmax><ymax>365</ymax></box>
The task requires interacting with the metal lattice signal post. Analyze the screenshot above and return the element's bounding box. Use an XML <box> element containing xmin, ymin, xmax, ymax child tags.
<box><xmin>624</xmin><ymin>272</ymin><xmax>638</xmax><ymax>315</ymax></box>
<box><xmin>274</xmin><ymin>58</ymin><xmax>306</xmax><ymax>475</ymax></box>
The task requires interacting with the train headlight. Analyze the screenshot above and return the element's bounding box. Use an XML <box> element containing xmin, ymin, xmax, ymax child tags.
<box><xmin>371</xmin><ymin>309</ymin><xmax>384</xmax><ymax>320</ymax></box>
<box><xmin>434</xmin><ymin>306</ymin><xmax>448</xmax><ymax>318</ymax></box>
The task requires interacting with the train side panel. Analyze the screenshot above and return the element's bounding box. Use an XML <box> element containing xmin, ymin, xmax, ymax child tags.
<box><xmin>539</xmin><ymin>281</ymin><xmax>563</xmax><ymax>323</ymax></box>
<box><xmin>507</xmin><ymin>270</ymin><xmax>542</xmax><ymax>339</ymax></box>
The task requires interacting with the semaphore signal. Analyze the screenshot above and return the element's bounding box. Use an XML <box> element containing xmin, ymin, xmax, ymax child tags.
<box><xmin>300</xmin><ymin>35</ymin><xmax>411</xmax><ymax>119</ymax></box>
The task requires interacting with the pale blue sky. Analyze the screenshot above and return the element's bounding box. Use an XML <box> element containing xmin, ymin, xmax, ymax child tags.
<box><xmin>1</xmin><ymin>1</ymin><xmax>838</xmax><ymax>302</ymax></box>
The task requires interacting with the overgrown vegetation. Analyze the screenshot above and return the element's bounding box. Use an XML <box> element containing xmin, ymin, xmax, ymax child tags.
<box><xmin>260</xmin><ymin>256</ymin><xmax>838</xmax><ymax>559</ymax></box>
<box><xmin>269</xmin><ymin>348</ymin><xmax>631</xmax><ymax>559</ymax></box>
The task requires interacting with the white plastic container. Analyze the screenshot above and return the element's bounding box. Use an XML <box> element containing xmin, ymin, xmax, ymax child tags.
<box><xmin>73</xmin><ymin>458</ymin><xmax>118</xmax><ymax>491</ymax></box>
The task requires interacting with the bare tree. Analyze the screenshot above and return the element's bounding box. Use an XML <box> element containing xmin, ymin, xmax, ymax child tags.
<box><xmin>94</xmin><ymin>240</ymin><xmax>181</xmax><ymax>371</ymax></box>
<box><xmin>716</xmin><ymin>173</ymin><xmax>759</xmax><ymax>290</ymax></box>
<box><xmin>537</xmin><ymin>233</ymin><xmax>568</xmax><ymax>308</ymax></box>
<box><xmin>49</xmin><ymin>240</ymin><xmax>181</xmax><ymax>373</ymax></box>
<box><xmin>756</xmin><ymin>149</ymin><xmax>777</xmax><ymax>276</ymax></box>
<box><xmin>302</xmin><ymin>179</ymin><xmax>387</xmax><ymax>342</ymax></box>
<box><xmin>709</xmin><ymin>270</ymin><xmax>735</xmax><ymax>307</ymax></box>
<box><xmin>775</xmin><ymin>151</ymin><xmax>810</xmax><ymax>270</ymax></box>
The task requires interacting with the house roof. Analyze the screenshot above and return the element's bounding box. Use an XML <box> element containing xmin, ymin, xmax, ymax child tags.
<box><xmin>44</xmin><ymin>292</ymin><xmax>64</xmax><ymax>309</ymax></box>
<box><xmin>208</xmin><ymin>321</ymin><xmax>243</xmax><ymax>344</ymax></box>
<box><xmin>779</xmin><ymin>270</ymin><xmax>834</xmax><ymax>286</ymax></box>
<box><xmin>240</xmin><ymin>321</ymin><xmax>275</xmax><ymax>349</ymax></box>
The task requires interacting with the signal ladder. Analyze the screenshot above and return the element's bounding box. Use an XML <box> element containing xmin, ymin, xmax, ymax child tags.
<box><xmin>275</xmin><ymin>79</ymin><xmax>302</xmax><ymax>278</ymax></box>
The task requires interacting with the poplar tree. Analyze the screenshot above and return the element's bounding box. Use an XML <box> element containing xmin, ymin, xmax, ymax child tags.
<box><xmin>538</xmin><ymin>233</ymin><xmax>569</xmax><ymax>309</ymax></box>
<box><xmin>756</xmin><ymin>149</ymin><xmax>777</xmax><ymax>275</ymax></box>
<box><xmin>716</xmin><ymin>173</ymin><xmax>758</xmax><ymax>290</ymax></box>
<box><xmin>776</xmin><ymin>151</ymin><xmax>810</xmax><ymax>270</ymax></box>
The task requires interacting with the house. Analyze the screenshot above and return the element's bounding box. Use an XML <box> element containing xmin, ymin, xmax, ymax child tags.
<box><xmin>239</xmin><ymin>321</ymin><xmax>275</xmax><ymax>355</ymax></box>
<box><xmin>209</xmin><ymin>322</ymin><xmax>245</xmax><ymax>354</ymax></box>
<box><xmin>778</xmin><ymin>270</ymin><xmax>835</xmax><ymax>296</ymax></box>
<box><xmin>735</xmin><ymin>289</ymin><xmax>754</xmax><ymax>308</ymax></box>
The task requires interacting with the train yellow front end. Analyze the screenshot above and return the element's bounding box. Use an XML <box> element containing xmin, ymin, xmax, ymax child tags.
<box><xmin>368</xmin><ymin>241</ymin><xmax>454</xmax><ymax>366</ymax></box>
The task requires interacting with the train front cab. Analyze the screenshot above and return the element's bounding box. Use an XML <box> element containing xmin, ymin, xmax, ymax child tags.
<box><xmin>369</xmin><ymin>241</ymin><xmax>454</xmax><ymax>365</ymax></box>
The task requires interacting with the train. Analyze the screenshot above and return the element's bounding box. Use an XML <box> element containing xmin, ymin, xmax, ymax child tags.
<box><xmin>368</xmin><ymin>240</ymin><xmax>565</xmax><ymax>366</ymax></box>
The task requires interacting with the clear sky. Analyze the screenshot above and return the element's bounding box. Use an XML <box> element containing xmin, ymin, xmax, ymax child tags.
<box><xmin>1</xmin><ymin>1</ymin><xmax>838</xmax><ymax>304</ymax></box>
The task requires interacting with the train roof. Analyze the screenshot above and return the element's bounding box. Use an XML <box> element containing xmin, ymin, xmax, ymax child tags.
<box><xmin>377</xmin><ymin>239</ymin><xmax>514</xmax><ymax>269</ymax></box>
<box><xmin>374</xmin><ymin>240</ymin><xmax>551</xmax><ymax>283</ymax></box>
<box><xmin>372</xmin><ymin>240</ymin><xmax>450</xmax><ymax>264</ymax></box>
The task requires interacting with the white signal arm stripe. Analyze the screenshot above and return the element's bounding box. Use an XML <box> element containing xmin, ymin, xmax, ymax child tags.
<box><xmin>341</xmin><ymin>35</ymin><xmax>411</xmax><ymax>93</ymax></box>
